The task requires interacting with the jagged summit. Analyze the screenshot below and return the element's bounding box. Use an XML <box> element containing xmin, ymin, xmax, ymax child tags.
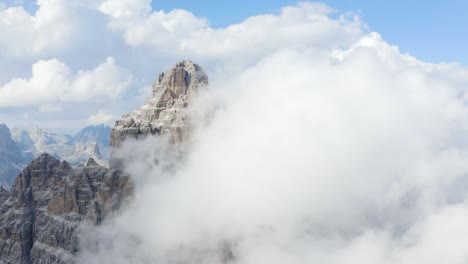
<box><xmin>153</xmin><ymin>60</ymin><xmax>208</xmax><ymax>99</ymax></box>
<box><xmin>110</xmin><ymin>60</ymin><xmax>208</xmax><ymax>148</ymax></box>
<box><xmin>0</xmin><ymin>152</ymin><xmax>131</xmax><ymax>263</ymax></box>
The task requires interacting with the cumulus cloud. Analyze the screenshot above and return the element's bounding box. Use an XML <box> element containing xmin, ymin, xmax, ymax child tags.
<box><xmin>86</xmin><ymin>111</ymin><xmax>116</xmax><ymax>126</ymax></box>
<box><xmin>0</xmin><ymin>0</ymin><xmax>366</xmax><ymax>130</ymax></box>
<box><xmin>0</xmin><ymin>57</ymin><xmax>132</xmax><ymax>108</ymax></box>
<box><xmin>0</xmin><ymin>0</ymin><xmax>76</xmax><ymax>56</ymax></box>
<box><xmin>99</xmin><ymin>1</ymin><xmax>362</xmax><ymax>62</ymax></box>
<box><xmin>77</xmin><ymin>30</ymin><xmax>468</xmax><ymax>264</ymax></box>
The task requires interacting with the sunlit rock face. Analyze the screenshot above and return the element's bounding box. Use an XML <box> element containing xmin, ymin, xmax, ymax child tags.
<box><xmin>110</xmin><ymin>60</ymin><xmax>208</xmax><ymax>148</ymax></box>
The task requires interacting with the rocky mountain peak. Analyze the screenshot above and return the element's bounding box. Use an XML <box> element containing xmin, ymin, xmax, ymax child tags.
<box><xmin>110</xmin><ymin>60</ymin><xmax>208</xmax><ymax>148</ymax></box>
<box><xmin>0</xmin><ymin>152</ymin><xmax>132</xmax><ymax>263</ymax></box>
<box><xmin>153</xmin><ymin>60</ymin><xmax>208</xmax><ymax>100</ymax></box>
<box><xmin>85</xmin><ymin>157</ymin><xmax>99</xmax><ymax>167</ymax></box>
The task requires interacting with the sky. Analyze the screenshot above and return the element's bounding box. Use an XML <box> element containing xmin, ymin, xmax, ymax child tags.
<box><xmin>151</xmin><ymin>0</ymin><xmax>468</xmax><ymax>65</ymax></box>
<box><xmin>0</xmin><ymin>0</ymin><xmax>467</xmax><ymax>135</ymax></box>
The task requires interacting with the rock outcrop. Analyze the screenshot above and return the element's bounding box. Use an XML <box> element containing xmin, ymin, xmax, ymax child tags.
<box><xmin>110</xmin><ymin>60</ymin><xmax>208</xmax><ymax>148</ymax></box>
<box><xmin>0</xmin><ymin>154</ymin><xmax>132</xmax><ymax>264</ymax></box>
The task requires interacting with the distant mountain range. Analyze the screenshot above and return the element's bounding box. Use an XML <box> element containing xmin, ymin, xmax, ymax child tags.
<box><xmin>0</xmin><ymin>123</ymin><xmax>111</xmax><ymax>188</ymax></box>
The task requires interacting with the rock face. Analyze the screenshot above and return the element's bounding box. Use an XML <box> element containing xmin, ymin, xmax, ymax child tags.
<box><xmin>0</xmin><ymin>154</ymin><xmax>132</xmax><ymax>264</ymax></box>
<box><xmin>110</xmin><ymin>60</ymin><xmax>208</xmax><ymax>148</ymax></box>
<box><xmin>0</xmin><ymin>124</ymin><xmax>29</xmax><ymax>188</ymax></box>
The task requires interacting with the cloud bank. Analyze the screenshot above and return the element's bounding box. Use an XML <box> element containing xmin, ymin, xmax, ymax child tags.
<box><xmin>78</xmin><ymin>28</ymin><xmax>468</xmax><ymax>264</ymax></box>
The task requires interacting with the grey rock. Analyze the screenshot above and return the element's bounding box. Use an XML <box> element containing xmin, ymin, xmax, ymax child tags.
<box><xmin>110</xmin><ymin>60</ymin><xmax>208</xmax><ymax>148</ymax></box>
<box><xmin>0</xmin><ymin>154</ymin><xmax>132</xmax><ymax>264</ymax></box>
<box><xmin>85</xmin><ymin>158</ymin><xmax>99</xmax><ymax>167</ymax></box>
<box><xmin>0</xmin><ymin>187</ymin><xmax>8</xmax><ymax>204</ymax></box>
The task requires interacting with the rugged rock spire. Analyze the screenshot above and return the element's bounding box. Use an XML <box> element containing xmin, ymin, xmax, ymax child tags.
<box><xmin>0</xmin><ymin>154</ymin><xmax>132</xmax><ymax>263</ymax></box>
<box><xmin>110</xmin><ymin>60</ymin><xmax>208</xmax><ymax>148</ymax></box>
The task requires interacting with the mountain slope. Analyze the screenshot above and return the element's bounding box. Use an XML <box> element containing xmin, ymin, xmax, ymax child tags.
<box><xmin>0</xmin><ymin>124</ymin><xmax>29</xmax><ymax>188</ymax></box>
<box><xmin>69</xmin><ymin>124</ymin><xmax>111</xmax><ymax>146</ymax></box>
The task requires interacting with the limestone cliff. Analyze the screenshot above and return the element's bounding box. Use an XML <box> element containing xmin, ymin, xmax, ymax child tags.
<box><xmin>110</xmin><ymin>60</ymin><xmax>208</xmax><ymax>147</ymax></box>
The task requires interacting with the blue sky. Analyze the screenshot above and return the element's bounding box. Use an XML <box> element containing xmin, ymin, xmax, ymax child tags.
<box><xmin>150</xmin><ymin>0</ymin><xmax>468</xmax><ymax>65</ymax></box>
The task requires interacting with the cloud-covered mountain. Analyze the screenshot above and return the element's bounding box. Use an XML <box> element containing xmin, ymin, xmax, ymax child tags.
<box><xmin>0</xmin><ymin>60</ymin><xmax>201</xmax><ymax>263</ymax></box>
<box><xmin>1</xmin><ymin>1</ymin><xmax>468</xmax><ymax>264</ymax></box>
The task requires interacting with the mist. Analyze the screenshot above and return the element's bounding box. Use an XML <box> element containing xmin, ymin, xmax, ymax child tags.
<box><xmin>78</xmin><ymin>32</ymin><xmax>468</xmax><ymax>264</ymax></box>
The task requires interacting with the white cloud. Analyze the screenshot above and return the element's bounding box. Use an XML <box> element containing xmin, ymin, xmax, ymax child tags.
<box><xmin>0</xmin><ymin>0</ymin><xmax>75</xmax><ymax>55</ymax></box>
<box><xmin>78</xmin><ymin>32</ymin><xmax>468</xmax><ymax>263</ymax></box>
<box><xmin>86</xmin><ymin>111</ymin><xmax>116</xmax><ymax>126</ymax></box>
<box><xmin>99</xmin><ymin>0</ymin><xmax>150</xmax><ymax>18</ymax></box>
<box><xmin>99</xmin><ymin>1</ymin><xmax>362</xmax><ymax>61</ymax></box>
<box><xmin>38</xmin><ymin>104</ymin><xmax>62</xmax><ymax>112</ymax></box>
<box><xmin>0</xmin><ymin>57</ymin><xmax>132</xmax><ymax>108</ymax></box>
